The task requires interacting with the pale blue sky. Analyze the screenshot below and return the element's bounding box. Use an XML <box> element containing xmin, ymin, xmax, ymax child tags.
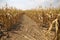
<box><xmin>0</xmin><ymin>0</ymin><xmax>60</xmax><ymax>10</ymax></box>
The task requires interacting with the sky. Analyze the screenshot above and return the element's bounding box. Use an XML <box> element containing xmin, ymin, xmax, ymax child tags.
<box><xmin>0</xmin><ymin>0</ymin><xmax>60</xmax><ymax>10</ymax></box>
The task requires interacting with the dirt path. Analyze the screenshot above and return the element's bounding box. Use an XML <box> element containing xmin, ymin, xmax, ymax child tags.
<box><xmin>2</xmin><ymin>14</ymin><xmax>55</xmax><ymax>40</ymax></box>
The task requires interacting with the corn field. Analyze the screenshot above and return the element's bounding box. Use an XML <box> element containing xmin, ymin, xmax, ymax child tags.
<box><xmin>0</xmin><ymin>8</ymin><xmax>60</xmax><ymax>40</ymax></box>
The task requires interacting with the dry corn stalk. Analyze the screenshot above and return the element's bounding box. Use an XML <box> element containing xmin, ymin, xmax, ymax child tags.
<box><xmin>46</xmin><ymin>18</ymin><xmax>58</xmax><ymax>40</ymax></box>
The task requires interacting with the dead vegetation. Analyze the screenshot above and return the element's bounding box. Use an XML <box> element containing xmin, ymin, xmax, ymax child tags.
<box><xmin>25</xmin><ymin>8</ymin><xmax>60</xmax><ymax>40</ymax></box>
<box><xmin>0</xmin><ymin>8</ymin><xmax>60</xmax><ymax>40</ymax></box>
